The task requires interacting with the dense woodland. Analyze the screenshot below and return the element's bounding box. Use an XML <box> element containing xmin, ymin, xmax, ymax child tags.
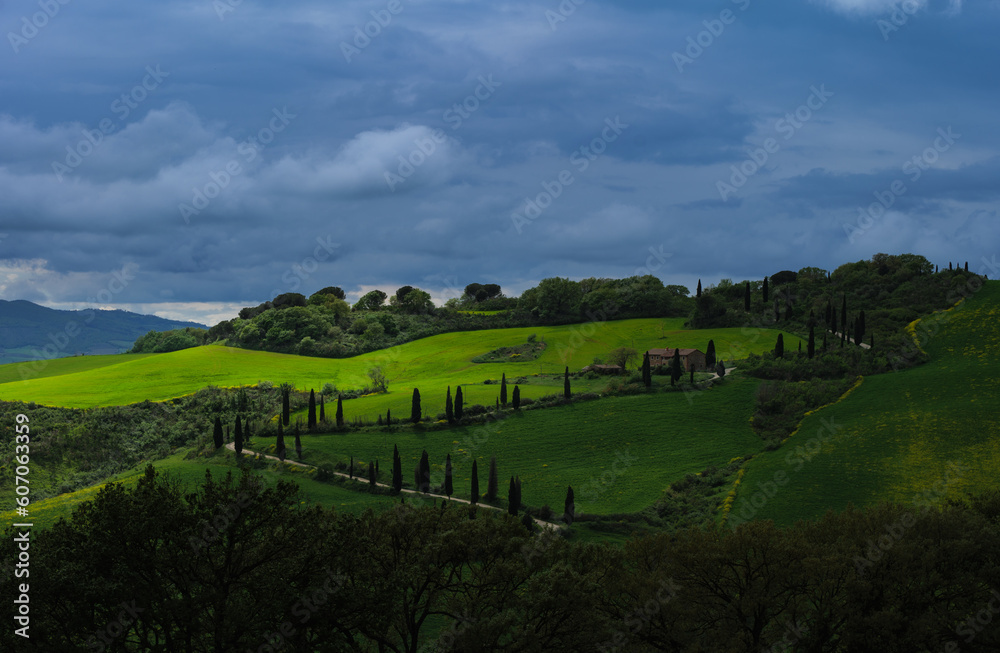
<box><xmin>6</xmin><ymin>465</ymin><xmax>1000</xmax><ymax>652</ymax></box>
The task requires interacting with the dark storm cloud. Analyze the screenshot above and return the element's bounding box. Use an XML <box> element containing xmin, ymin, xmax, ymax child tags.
<box><xmin>0</xmin><ymin>0</ymin><xmax>997</xmax><ymax>323</ymax></box>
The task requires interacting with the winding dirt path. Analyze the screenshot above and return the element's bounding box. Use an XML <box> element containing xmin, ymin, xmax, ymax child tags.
<box><xmin>225</xmin><ymin>442</ymin><xmax>560</xmax><ymax>530</ymax></box>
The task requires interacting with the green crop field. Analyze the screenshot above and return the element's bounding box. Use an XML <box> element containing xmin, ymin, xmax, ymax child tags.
<box><xmin>0</xmin><ymin>352</ymin><xmax>154</xmax><ymax>385</ymax></box>
<box><xmin>1</xmin><ymin>447</ymin><xmax>399</xmax><ymax>531</ymax></box>
<box><xmin>0</xmin><ymin>318</ymin><xmax>804</xmax><ymax>409</ymax></box>
<box><xmin>729</xmin><ymin>281</ymin><xmax>1000</xmax><ymax>526</ymax></box>
<box><xmin>294</xmin><ymin>376</ymin><xmax>764</xmax><ymax>514</ymax></box>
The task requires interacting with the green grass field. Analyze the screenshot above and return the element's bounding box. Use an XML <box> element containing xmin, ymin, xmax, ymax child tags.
<box><xmin>0</xmin><ymin>318</ymin><xmax>804</xmax><ymax>409</ymax></box>
<box><xmin>294</xmin><ymin>376</ymin><xmax>763</xmax><ymax>514</ymax></box>
<box><xmin>730</xmin><ymin>281</ymin><xmax>1000</xmax><ymax>526</ymax></box>
<box><xmin>1</xmin><ymin>447</ymin><xmax>399</xmax><ymax>531</ymax></box>
<box><xmin>0</xmin><ymin>352</ymin><xmax>154</xmax><ymax>385</ymax></box>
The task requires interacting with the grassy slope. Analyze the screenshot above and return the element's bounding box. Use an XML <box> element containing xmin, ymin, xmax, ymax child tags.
<box><xmin>296</xmin><ymin>377</ymin><xmax>763</xmax><ymax>514</ymax></box>
<box><xmin>732</xmin><ymin>281</ymin><xmax>1000</xmax><ymax>525</ymax></box>
<box><xmin>0</xmin><ymin>353</ymin><xmax>154</xmax><ymax>385</ymax></box>
<box><xmin>0</xmin><ymin>318</ymin><xmax>804</xmax><ymax>409</ymax></box>
<box><xmin>1</xmin><ymin>448</ymin><xmax>399</xmax><ymax>531</ymax></box>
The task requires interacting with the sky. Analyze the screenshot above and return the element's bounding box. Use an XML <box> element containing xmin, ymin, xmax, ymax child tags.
<box><xmin>1</xmin><ymin>0</ymin><xmax>998</xmax><ymax>326</ymax></box>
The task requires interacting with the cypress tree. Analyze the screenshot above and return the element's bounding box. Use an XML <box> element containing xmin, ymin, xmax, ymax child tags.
<box><xmin>391</xmin><ymin>445</ymin><xmax>402</xmax><ymax>493</ymax></box>
<box><xmin>841</xmin><ymin>295</ymin><xmax>847</xmax><ymax>334</ymax></box>
<box><xmin>445</xmin><ymin>454</ymin><xmax>453</xmax><ymax>498</ymax></box>
<box><xmin>336</xmin><ymin>395</ymin><xmax>344</xmax><ymax>428</ymax></box>
<box><xmin>690</xmin><ymin>367</ymin><xmax>694</xmax><ymax>384</ymax></box>
<box><xmin>234</xmin><ymin>417</ymin><xmax>243</xmax><ymax>455</ymax></box>
<box><xmin>825</xmin><ymin>299</ymin><xmax>832</xmax><ymax>327</ymax></box>
<box><xmin>564</xmin><ymin>485</ymin><xmax>575</xmax><ymax>525</ymax></box>
<box><xmin>470</xmin><ymin>460</ymin><xmax>480</xmax><ymax>504</ymax></box>
<box><xmin>319</xmin><ymin>395</ymin><xmax>325</xmax><ymax>423</ymax></box>
<box><xmin>716</xmin><ymin>361</ymin><xmax>726</xmax><ymax>378</ymax></box>
<box><xmin>386</xmin><ymin>408</ymin><xmax>392</xmax><ymax>425</ymax></box>
<box><xmin>276</xmin><ymin>421</ymin><xmax>286</xmax><ymax>461</ymax></box>
<box><xmin>808</xmin><ymin>326</ymin><xmax>816</xmax><ymax>359</ymax></box>
<box><xmin>487</xmin><ymin>455</ymin><xmax>498</xmax><ymax>502</ymax></box>
<box><xmin>212</xmin><ymin>416</ymin><xmax>224</xmax><ymax>449</ymax></box>
<box><xmin>445</xmin><ymin>386</ymin><xmax>454</xmax><ymax>423</ymax></box>
<box><xmin>349</xmin><ymin>456</ymin><xmax>354</xmax><ymax>479</ymax></box>
<box><xmin>500</xmin><ymin>373</ymin><xmax>507</xmax><ymax>407</ymax></box>
<box><xmin>856</xmin><ymin>310</ymin><xmax>866</xmax><ymax>346</ymax></box>
<box><xmin>705</xmin><ymin>340</ymin><xmax>716</xmax><ymax>369</ymax></box>
<box><xmin>516</xmin><ymin>477</ymin><xmax>522</xmax><ymax>513</ymax></box>
<box><xmin>411</xmin><ymin>388</ymin><xmax>421</xmax><ymax>424</ymax></box>
<box><xmin>744</xmin><ymin>281</ymin><xmax>751</xmax><ymax>311</ymax></box>
<box><xmin>641</xmin><ymin>351</ymin><xmax>652</xmax><ymax>388</ymax></box>
<box><xmin>949</xmin><ymin>261</ymin><xmax>953</xmax><ymax>270</ymax></box>
<box><xmin>307</xmin><ymin>389</ymin><xmax>317</xmax><ymax>429</ymax></box>
<box><xmin>512</xmin><ymin>385</ymin><xmax>521</xmax><ymax>409</ymax></box>
<box><xmin>696</xmin><ymin>279</ymin><xmax>702</xmax><ymax>298</ymax></box>
<box><xmin>564</xmin><ymin>367</ymin><xmax>571</xmax><ymax>399</ymax></box>
<box><xmin>282</xmin><ymin>387</ymin><xmax>290</xmax><ymax>426</ymax></box>
<box><xmin>965</xmin><ymin>261</ymin><xmax>969</xmax><ymax>272</ymax></box>
<box><xmin>244</xmin><ymin>420</ymin><xmax>251</xmax><ymax>448</ymax></box>
<box><xmin>671</xmin><ymin>348</ymin><xmax>681</xmax><ymax>385</ymax></box>
<box><xmin>775</xmin><ymin>333</ymin><xmax>784</xmax><ymax>359</ymax></box>
<box><xmin>294</xmin><ymin>429</ymin><xmax>302</xmax><ymax>460</ymax></box>
<box><xmin>762</xmin><ymin>276</ymin><xmax>769</xmax><ymax>303</ymax></box>
<box><xmin>831</xmin><ymin>306</ymin><xmax>838</xmax><ymax>333</ymax></box>
<box><xmin>368</xmin><ymin>461</ymin><xmax>377</xmax><ymax>488</ymax></box>
<box><xmin>376</xmin><ymin>459</ymin><xmax>379</xmax><ymax>476</ymax></box>
<box><xmin>508</xmin><ymin>477</ymin><xmax>518</xmax><ymax>516</ymax></box>
<box><xmin>455</xmin><ymin>386</ymin><xmax>464</xmax><ymax>420</ymax></box>
<box><xmin>419</xmin><ymin>449</ymin><xmax>430</xmax><ymax>493</ymax></box>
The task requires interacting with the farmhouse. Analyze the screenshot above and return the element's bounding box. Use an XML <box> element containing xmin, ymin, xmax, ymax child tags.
<box><xmin>581</xmin><ymin>364</ymin><xmax>624</xmax><ymax>375</ymax></box>
<box><xmin>646</xmin><ymin>348</ymin><xmax>706</xmax><ymax>372</ymax></box>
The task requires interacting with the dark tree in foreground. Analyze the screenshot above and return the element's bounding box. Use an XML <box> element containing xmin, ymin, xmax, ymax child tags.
<box><xmin>386</xmin><ymin>408</ymin><xmax>392</xmax><ymax>425</ymax></box>
<box><xmin>411</xmin><ymin>388</ymin><xmax>421</xmax><ymax>424</ymax></box>
<box><xmin>564</xmin><ymin>485</ymin><xmax>575</xmax><ymax>525</ymax></box>
<box><xmin>762</xmin><ymin>276</ymin><xmax>769</xmax><ymax>303</ymax></box>
<box><xmin>841</xmin><ymin>295</ymin><xmax>847</xmax><ymax>334</ymax></box>
<box><xmin>349</xmin><ymin>456</ymin><xmax>354</xmax><ymax>479</ymax></box>
<box><xmin>744</xmin><ymin>281</ymin><xmax>751</xmax><ymax>311</ymax></box>
<box><xmin>808</xmin><ymin>326</ymin><xmax>816</xmax><ymax>359</ymax></box>
<box><xmin>716</xmin><ymin>361</ymin><xmax>726</xmax><ymax>378</ymax></box>
<box><xmin>775</xmin><ymin>333</ymin><xmax>785</xmax><ymax>359</ymax></box>
<box><xmin>696</xmin><ymin>279</ymin><xmax>702</xmax><ymax>298</ymax></box>
<box><xmin>319</xmin><ymin>395</ymin><xmax>325</xmax><ymax>423</ymax></box>
<box><xmin>487</xmin><ymin>456</ymin><xmax>499</xmax><ymax>502</ymax></box>
<box><xmin>294</xmin><ymin>429</ymin><xmax>302</xmax><ymax>460</ymax></box>
<box><xmin>212</xmin><ymin>416</ymin><xmax>224</xmax><ymax>449</ymax></box>
<box><xmin>391</xmin><ymin>445</ymin><xmax>402</xmax><ymax>493</ymax></box>
<box><xmin>368</xmin><ymin>461</ymin><xmax>376</xmax><ymax>488</ymax></box>
<box><xmin>470</xmin><ymin>460</ymin><xmax>479</xmax><ymax>504</ymax></box>
<box><xmin>336</xmin><ymin>395</ymin><xmax>344</xmax><ymax>428</ymax></box>
<box><xmin>641</xmin><ymin>351</ymin><xmax>652</xmax><ymax>389</ymax></box>
<box><xmin>455</xmin><ymin>386</ymin><xmax>464</xmax><ymax>420</ymax></box>
<box><xmin>564</xmin><ymin>367</ymin><xmax>571</xmax><ymax>399</ymax></box>
<box><xmin>500</xmin><ymin>373</ymin><xmax>508</xmax><ymax>407</ymax></box>
<box><xmin>508</xmin><ymin>477</ymin><xmax>518</xmax><ymax>516</ymax></box>
<box><xmin>690</xmin><ymin>368</ymin><xmax>694</xmax><ymax>384</ymax></box>
<box><xmin>445</xmin><ymin>454</ymin><xmax>453</xmax><ymax>498</ymax></box>
<box><xmin>512</xmin><ymin>385</ymin><xmax>521</xmax><ymax>409</ymax></box>
<box><xmin>307</xmin><ymin>389</ymin><xmax>317</xmax><ymax>429</ymax></box>
<box><xmin>445</xmin><ymin>386</ymin><xmax>454</xmax><ymax>423</ymax></box>
<box><xmin>856</xmin><ymin>310</ymin><xmax>866</xmax><ymax>346</ymax></box>
<box><xmin>234</xmin><ymin>417</ymin><xmax>243</xmax><ymax>454</ymax></box>
<box><xmin>419</xmin><ymin>449</ymin><xmax>430</xmax><ymax>493</ymax></box>
<box><xmin>671</xmin><ymin>349</ymin><xmax>682</xmax><ymax>385</ymax></box>
<box><xmin>705</xmin><ymin>340</ymin><xmax>716</xmax><ymax>370</ymax></box>
<box><xmin>276</xmin><ymin>422</ymin><xmax>286</xmax><ymax>461</ymax></box>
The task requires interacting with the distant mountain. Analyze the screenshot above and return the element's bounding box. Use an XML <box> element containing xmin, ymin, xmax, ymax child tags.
<box><xmin>0</xmin><ymin>300</ymin><xmax>206</xmax><ymax>365</ymax></box>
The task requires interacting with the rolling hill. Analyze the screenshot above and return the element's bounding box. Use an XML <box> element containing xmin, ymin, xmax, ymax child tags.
<box><xmin>0</xmin><ymin>299</ymin><xmax>205</xmax><ymax>365</ymax></box>
<box><xmin>727</xmin><ymin>280</ymin><xmax>1000</xmax><ymax>527</ymax></box>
